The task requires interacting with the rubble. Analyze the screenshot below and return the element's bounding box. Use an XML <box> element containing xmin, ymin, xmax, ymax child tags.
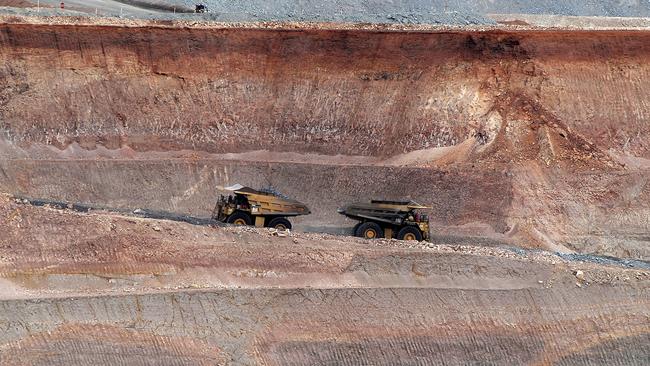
<box><xmin>268</xmin><ymin>228</ymin><xmax>291</xmax><ymax>237</ymax></box>
<box><xmin>0</xmin><ymin>199</ymin><xmax>647</xmax><ymax>364</ymax></box>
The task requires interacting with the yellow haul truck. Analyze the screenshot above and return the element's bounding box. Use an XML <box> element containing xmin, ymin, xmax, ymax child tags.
<box><xmin>212</xmin><ymin>184</ymin><xmax>310</xmax><ymax>230</ymax></box>
<box><xmin>338</xmin><ymin>200</ymin><xmax>430</xmax><ymax>241</ymax></box>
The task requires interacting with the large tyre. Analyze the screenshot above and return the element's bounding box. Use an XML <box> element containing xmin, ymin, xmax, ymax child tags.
<box><xmin>355</xmin><ymin>222</ymin><xmax>384</xmax><ymax>239</ymax></box>
<box><xmin>266</xmin><ymin>217</ymin><xmax>292</xmax><ymax>230</ymax></box>
<box><xmin>352</xmin><ymin>222</ymin><xmax>362</xmax><ymax>236</ymax></box>
<box><xmin>226</xmin><ymin>211</ymin><xmax>252</xmax><ymax>226</ymax></box>
<box><xmin>397</xmin><ymin>226</ymin><xmax>423</xmax><ymax>241</ymax></box>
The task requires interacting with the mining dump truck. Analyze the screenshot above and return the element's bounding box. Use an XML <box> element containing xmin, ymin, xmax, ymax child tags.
<box><xmin>338</xmin><ymin>200</ymin><xmax>430</xmax><ymax>241</ymax></box>
<box><xmin>212</xmin><ymin>184</ymin><xmax>310</xmax><ymax>230</ymax></box>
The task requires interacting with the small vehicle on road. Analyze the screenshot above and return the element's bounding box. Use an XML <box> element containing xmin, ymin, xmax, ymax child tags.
<box><xmin>338</xmin><ymin>200</ymin><xmax>430</xmax><ymax>241</ymax></box>
<box><xmin>212</xmin><ymin>184</ymin><xmax>310</xmax><ymax>230</ymax></box>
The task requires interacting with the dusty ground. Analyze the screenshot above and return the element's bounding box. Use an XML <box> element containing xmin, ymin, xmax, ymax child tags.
<box><xmin>0</xmin><ymin>12</ymin><xmax>649</xmax><ymax>365</ymax></box>
<box><xmin>8</xmin><ymin>0</ymin><xmax>650</xmax><ymax>21</ymax></box>
<box><xmin>157</xmin><ymin>0</ymin><xmax>650</xmax><ymax>19</ymax></box>
<box><xmin>0</xmin><ymin>0</ymin><xmax>176</xmax><ymax>17</ymax></box>
<box><xmin>0</xmin><ymin>195</ymin><xmax>648</xmax><ymax>364</ymax></box>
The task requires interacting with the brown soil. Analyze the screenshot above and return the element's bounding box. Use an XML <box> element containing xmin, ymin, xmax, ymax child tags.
<box><xmin>1</xmin><ymin>24</ymin><xmax>649</xmax><ymax>158</ymax></box>
<box><xmin>0</xmin><ymin>325</ymin><xmax>225</xmax><ymax>365</ymax></box>
<box><xmin>0</xmin><ymin>0</ymin><xmax>37</xmax><ymax>8</ymax></box>
<box><xmin>0</xmin><ymin>15</ymin><xmax>650</xmax><ymax>364</ymax></box>
<box><xmin>1</xmin><ymin>17</ymin><xmax>649</xmax><ymax>259</ymax></box>
<box><xmin>0</xmin><ymin>196</ymin><xmax>648</xmax><ymax>364</ymax></box>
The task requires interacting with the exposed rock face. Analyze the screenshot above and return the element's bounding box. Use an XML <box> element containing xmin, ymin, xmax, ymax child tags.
<box><xmin>1</xmin><ymin>10</ymin><xmax>649</xmax><ymax>366</ymax></box>
<box><xmin>1</xmin><ymin>18</ymin><xmax>649</xmax><ymax>258</ymax></box>
<box><xmin>1</xmin><ymin>23</ymin><xmax>649</xmax><ymax>158</ymax></box>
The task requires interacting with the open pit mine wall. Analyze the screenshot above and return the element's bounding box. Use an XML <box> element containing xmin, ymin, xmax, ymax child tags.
<box><xmin>0</xmin><ymin>286</ymin><xmax>648</xmax><ymax>365</ymax></box>
<box><xmin>5</xmin><ymin>157</ymin><xmax>650</xmax><ymax>259</ymax></box>
<box><xmin>1</xmin><ymin>22</ymin><xmax>649</xmax><ymax>157</ymax></box>
<box><xmin>1</xmin><ymin>21</ymin><xmax>650</xmax><ymax>257</ymax></box>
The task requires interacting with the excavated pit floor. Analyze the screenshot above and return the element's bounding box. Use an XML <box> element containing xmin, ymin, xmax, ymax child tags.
<box><xmin>1</xmin><ymin>14</ymin><xmax>650</xmax><ymax>365</ymax></box>
<box><xmin>0</xmin><ymin>195</ymin><xmax>648</xmax><ymax>364</ymax></box>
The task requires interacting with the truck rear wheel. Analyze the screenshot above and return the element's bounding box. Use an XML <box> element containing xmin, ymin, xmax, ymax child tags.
<box><xmin>266</xmin><ymin>217</ymin><xmax>292</xmax><ymax>230</ymax></box>
<box><xmin>356</xmin><ymin>222</ymin><xmax>383</xmax><ymax>239</ymax></box>
<box><xmin>226</xmin><ymin>212</ymin><xmax>252</xmax><ymax>226</ymax></box>
<box><xmin>397</xmin><ymin>226</ymin><xmax>423</xmax><ymax>241</ymax></box>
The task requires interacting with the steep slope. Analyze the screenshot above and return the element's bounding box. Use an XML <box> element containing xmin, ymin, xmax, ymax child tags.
<box><xmin>1</xmin><ymin>17</ymin><xmax>649</xmax><ymax>258</ymax></box>
<box><xmin>1</xmin><ymin>23</ymin><xmax>649</xmax><ymax>158</ymax></box>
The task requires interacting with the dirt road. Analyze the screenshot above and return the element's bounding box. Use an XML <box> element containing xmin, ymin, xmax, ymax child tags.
<box><xmin>34</xmin><ymin>0</ymin><xmax>167</xmax><ymax>16</ymax></box>
<box><xmin>0</xmin><ymin>196</ymin><xmax>648</xmax><ymax>364</ymax></box>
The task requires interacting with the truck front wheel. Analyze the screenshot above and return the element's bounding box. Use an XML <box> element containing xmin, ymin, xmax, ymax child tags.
<box><xmin>356</xmin><ymin>222</ymin><xmax>383</xmax><ymax>239</ymax></box>
<box><xmin>227</xmin><ymin>212</ymin><xmax>252</xmax><ymax>226</ymax></box>
<box><xmin>352</xmin><ymin>222</ymin><xmax>362</xmax><ymax>236</ymax></box>
<box><xmin>397</xmin><ymin>226</ymin><xmax>423</xmax><ymax>241</ymax></box>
